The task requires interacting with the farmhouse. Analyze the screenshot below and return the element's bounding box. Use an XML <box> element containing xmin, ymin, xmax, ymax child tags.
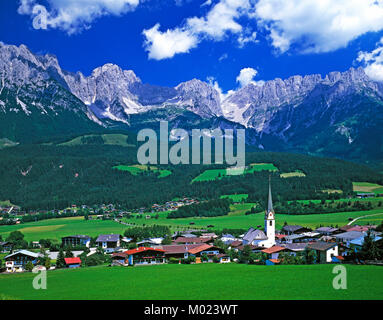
<box><xmin>188</xmin><ymin>244</ymin><xmax>224</xmax><ymax>260</ymax></box>
<box><xmin>62</xmin><ymin>235</ymin><xmax>91</xmax><ymax>248</ymax></box>
<box><xmin>95</xmin><ymin>234</ymin><xmax>121</xmax><ymax>252</ymax></box>
<box><xmin>4</xmin><ymin>250</ymin><xmax>42</xmax><ymax>272</ymax></box>
<box><xmin>307</xmin><ymin>242</ymin><xmax>339</xmax><ymax>263</ymax></box>
<box><xmin>124</xmin><ymin>247</ymin><xmax>166</xmax><ymax>266</ymax></box>
<box><xmin>159</xmin><ymin>244</ymin><xmax>202</xmax><ymax>259</ymax></box>
<box><xmin>64</xmin><ymin>257</ymin><xmax>82</xmax><ymax>268</ymax></box>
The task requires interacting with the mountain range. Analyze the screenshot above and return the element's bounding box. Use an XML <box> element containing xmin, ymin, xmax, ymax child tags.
<box><xmin>0</xmin><ymin>42</ymin><xmax>382</xmax><ymax>163</ymax></box>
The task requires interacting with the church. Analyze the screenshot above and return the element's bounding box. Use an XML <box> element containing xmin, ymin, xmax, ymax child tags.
<box><xmin>242</xmin><ymin>178</ymin><xmax>276</xmax><ymax>249</ymax></box>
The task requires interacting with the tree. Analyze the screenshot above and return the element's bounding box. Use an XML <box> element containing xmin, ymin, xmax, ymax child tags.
<box><xmin>303</xmin><ymin>248</ymin><xmax>316</xmax><ymax>264</ymax></box>
<box><xmin>359</xmin><ymin>230</ymin><xmax>381</xmax><ymax>261</ymax></box>
<box><xmin>56</xmin><ymin>249</ymin><xmax>66</xmax><ymax>268</ymax></box>
<box><xmin>25</xmin><ymin>261</ymin><xmax>34</xmax><ymax>272</ymax></box>
<box><xmin>65</xmin><ymin>248</ymin><xmax>74</xmax><ymax>258</ymax></box>
<box><xmin>240</xmin><ymin>245</ymin><xmax>252</xmax><ymax>264</ymax></box>
<box><xmin>44</xmin><ymin>258</ymin><xmax>51</xmax><ymax>270</ymax></box>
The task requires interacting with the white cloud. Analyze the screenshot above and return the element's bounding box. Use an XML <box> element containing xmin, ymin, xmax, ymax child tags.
<box><xmin>236</xmin><ymin>67</ymin><xmax>258</xmax><ymax>87</ymax></box>
<box><xmin>142</xmin><ymin>24</ymin><xmax>198</xmax><ymax>60</ymax></box>
<box><xmin>357</xmin><ymin>37</ymin><xmax>383</xmax><ymax>82</ymax></box>
<box><xmin>143</xmin><ymin>0</ymin><xmax>254</xmax><ymax>60</ymax></box>
<box><xmin>18</xmin><ymin>0</ymin><xmax>141</xmax><ymax>34</ymax></box>
<box><xmin>255</xmin><ymin>0</ymin><xmax>383</xmax><ymax>53</ymax></box>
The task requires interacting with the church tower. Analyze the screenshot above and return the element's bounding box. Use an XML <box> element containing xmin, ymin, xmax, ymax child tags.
<box><xmin>265</xmin><ymin>176</ymin><xmax>276</xmax><ymax>246</ymax></box>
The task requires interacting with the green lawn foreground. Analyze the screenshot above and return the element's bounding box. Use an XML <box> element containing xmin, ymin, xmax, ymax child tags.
<box><xmin>0</xmin><ymin>264</ymin><xmax>381</xmax><ymax>300</ymax></box>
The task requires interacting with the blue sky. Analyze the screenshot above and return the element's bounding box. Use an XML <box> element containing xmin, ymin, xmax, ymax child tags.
<box><xmin>1</xmin><ymin>0</ymin><xmax>383</xmax><ymax>92</ymax></box>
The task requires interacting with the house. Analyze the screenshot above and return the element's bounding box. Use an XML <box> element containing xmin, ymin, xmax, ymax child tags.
<box><xmin>347</xmin><ymin>225</ymin><xmax>372</xmax><ymax>232</ymax></box>
<box><xmin>124</xmin><ymin>247</ymin><xmax>166</xmax><ymax>266</ymax></box>
<box><xmin>315</xmin><ymin>227</ymin><xmax>339</xmax><ymax>236</ymax></box>
<box><xmin>349</xmin><ymin>234</ymin><xmax>382</xmax><ymax>251</ymax></box>
<box><xmin>334</xmin><ymin>231</ymin><xmax>365</xmax><ymax>246</ymax></box>
<box><xmin>217</xmin><ymin>253</ymin><xmax>231</xmax><ymax>263</ymax></box>
<box><xmin>64</xmin><ymin>257</ymin><xmax>82</xmax><ymax>268</ymax></box>
<box><xmin>111</xmin><ymin>252</ymin><xmax>128</xmax><ymax>266</ymax></box>
<box><xmin>61</xmin><ymin>235</ymin><xmax>91</xmax><ymax>248</ymax></box>
<box><xmin>242</xmin><ymin>178</ymin><xmax>276</xmax><ymax>249</ymax></box>
<box><xmin>201</xmin><ymin>233</ymin><xmax>218</xmax><ymax>239</ymax></box>
<box><xmin>95</xmin><ymin>234</ymin><xmax>121</xmax><ymax>252</ymax></box>
<box><xmin>282</xmin><ymin>225</ymin><xmax>312</xmax><ymax>235</ymax></box>
<box><xmin>188</xmin><ymin>244</ymin><xmax>224</xmax><ymax>261</ymax></box>
<box><xmin>220</xmin><ymin>234</ymin><xmax>237</xmax><ymax>244</ymax></box>
<box><xmin>261</xmin><ymin>246</ymin><xmax>286</xmax><ymax>260</ymax></box>
<box><xmin>160</xmin><ymin>244</ymin><xmax>202</xmax><ymax>259</ymax></box>
<box><xmin>0</xmin><ymin>241</ymin><xmax>12</xmax><ymax>252</ymax></box>
<box><xmin>281</xmin><ymin>243</ymin><xmax>308</xmax><ymax>256</ymax></box>
<box><xmin>281</xmin><ymin>232</ymin><xmax>321</xmax><ymax>244</ymax></box>
<box><xmin>228</xmin><ymin>240</ymin><xmax>243</xmax><ymax>250</ymax></box>
<box><xmin>307</xmin><ymin>242</ymin><xmax>339</xmax><ymax>263</ymax></box>
<box><xmin>4</xmin><ymin>250</ymin><xmax>42</xmax><ymax>272</ymax></box>
<box><xmin>137</xmin><ymin>238</ymin><xmax>164</xmax><ymax>247</ymax></box>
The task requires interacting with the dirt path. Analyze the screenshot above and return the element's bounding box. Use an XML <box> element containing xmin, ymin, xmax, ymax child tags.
<box><xmin>347</xmin><ymin>212</ymin><xmax>383</xmax><ymax>225</ymax></box>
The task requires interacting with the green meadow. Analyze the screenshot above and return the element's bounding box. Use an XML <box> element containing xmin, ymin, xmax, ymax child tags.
<box><xmin>0</xmin><ymin>264</ymin><xmax>381</xmax><ymax>300</ymax></box>
<box><xmin>192</xmin><ymin>163</ymin><xmax>278</xmax><ymax>182</ymax></box>
<box><xmin>0</xmin><ymin>217</ymin><xmax>127</xmax><ymax>242</ymax></box>
<box><xmin>113</xmin><ymin>164</ymin><xmax>172</xmax><ymax>178</ymax></box>
<box><xmin>220</xmin><ymin>194</ymin><xmax>249</xmax><ymax>202</ymax></box>
<box><xmin>1</xmin><ymin>205</ymin><xmax>382</xmax><ymax>242</ymax></box>
<box><xmin>353</xmin><ymin>182</ymin><xmax>383</xmax><ymax>194</ymax></box>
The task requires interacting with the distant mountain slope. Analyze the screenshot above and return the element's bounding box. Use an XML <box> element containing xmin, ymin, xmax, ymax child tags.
<box><xmin>0</xmin><ymin>42</ymin><xmax>382</xmax><ymax>162</ymax></box>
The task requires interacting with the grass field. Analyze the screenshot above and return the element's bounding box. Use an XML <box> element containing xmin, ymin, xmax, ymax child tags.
<box><xmin>220</xmin><ymin>194</ymin><xmax>249</xmax><ymax>202</ymax></box>
<box><xmin>60</xmin><ymin>134</ymin><xmax>135</xmax><ymax>147</ymax></box>
<box><xmin>353</xmin><ymin>182</ymin><xmax>383</xmax><ymax>194</ymax></box>
<box><xmin>113</xmin><ymin>165</ymin><xmax>172</xmax><ymax>178</ymax></box>
<box><xmin>1</xmin><ymin>205</ymin><xmax>382</xmax><ymax>242</ymax></box>
<box><xmin>0</xmin><ymin>264</ymin><xmax>381</xmax><ymax>300</ymax></box>
<box><xmin>192</xmin><ymin>163</ymin><xmax>278</xmax><ymax>182</ymax></box>
<box><xmin>0</xmin><ymin>217</ymin><xmax>127</xmax><ymax>242</ymax></box>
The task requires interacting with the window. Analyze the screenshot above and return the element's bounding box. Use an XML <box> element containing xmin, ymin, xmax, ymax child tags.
<box><xmin>270</xmin><ymin>221</ymin><xmax>272</xmax><ymax>226</ymax></box>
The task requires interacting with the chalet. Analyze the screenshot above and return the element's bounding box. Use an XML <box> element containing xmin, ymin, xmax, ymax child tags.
<box><xmin>228</xmin><ymin>240</ymin><xmax>243</xmax><ymax>250</ymax></box>
<box><xmin>64</xmin><ymin>257</ymin><xmax>82</xmax><ymax>268</ymax></box>
<box><xmin>111</xmin><ymin>252</ymin><xmax>128</xmax><ymax>266</ymax></box>
<box><xmin>307</xmin><ymin>242</ymin><xmax>339</xmax><ymax>263</ymax></box>
<box><xmin>4</xmin><ymin>250</ymin><xmax>42</xmax><ymax>272</ymax></box>
<box><xmin>160</xmin><ymin>244</ymin><xmax>202</xmax><ymax>259</ymax></box>
<box><xmin>61</xmin><ymin>235</ymin><xmax>91</xmax><ymax>248</ymax></box>
<box><xmin>95</xmin><ymin>234</ymin><xmax>121</xmax><ymax>252</ymax></box>
<box><xmin>282</xmin><ymin>225</ymin><xmax>312</xmax><ymax>235</ymax></box>
<box><xmin>188</xmin><ymin>244</ymin><xmax>224</xmax><ymax>261</ymax></box>
<box><xmin>124</xmin><ymin>247</ymin><xmax>166</xmax><ymax>266</ymax></box>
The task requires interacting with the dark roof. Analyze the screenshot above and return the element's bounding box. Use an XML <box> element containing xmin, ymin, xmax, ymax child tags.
<box><xmin>62</xmin><ymin>235</ymin><xmax>90</xmax><ymax>240</ymax></box>
<box><xmin>315</xmin><ymin>227</ymin><xmax>339</xmax><ymax>233</ymax></box>
<box><xmin>282</xmin><ymin>243</ymin><xmax>309</xmax><ymax>251</ymax></box>
<box><xmin>96</xmin><ymin>234</ymin><xmax>120</xmax><ymax>242</ymax></box>
<box><xmin>307</xmin><ymin>242</ymin><xmax>337</xmax><ymax>251</ymax></box>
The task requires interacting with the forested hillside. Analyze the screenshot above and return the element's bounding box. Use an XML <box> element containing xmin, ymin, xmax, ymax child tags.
<box><xmin>0</xmin><ymin>140</ymin><xmax>381</xmax><ymax>211</ymax></box>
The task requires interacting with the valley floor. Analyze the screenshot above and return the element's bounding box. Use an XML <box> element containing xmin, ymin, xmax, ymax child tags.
<box><xmin>0</xmin><ymin>264</ymin><xmax>382</xmax><ymax>300</ymax></box>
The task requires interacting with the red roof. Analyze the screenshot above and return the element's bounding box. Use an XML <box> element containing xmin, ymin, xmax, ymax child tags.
<box><xmin>64</xmin><ymin>257</ymin><xmax>81</xmax><ymax>265</ymax></box>
<box><xmin>275</xmin><ymin>234</ymin><xmax>287</xmax><ymax>239</ymax></box>
<box><xmin>124</xmin><ymin>247</ymin><xmax>165</xmax><ymax>255</ymax></box>
<box><xmin>261</xmin><ymin>246</ymin><xmax>286</xmax><ymax>254</ymax></box>
<box><xmin>188</xmin><ymin>244</ymin><xmax>213</xmax><ymax>254</ymax></box>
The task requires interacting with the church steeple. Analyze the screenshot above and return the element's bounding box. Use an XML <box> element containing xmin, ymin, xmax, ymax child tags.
<box><xmin>267</xmin><ymin>175</ymin><xmax>274</xmax><ymax>214</ymax></box>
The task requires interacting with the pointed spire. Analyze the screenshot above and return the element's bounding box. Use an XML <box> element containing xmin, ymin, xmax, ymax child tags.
<box><xmin>267</xmin><ymin>175</ymin><xmax>274</xmax><ymax>214</ymax></box>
